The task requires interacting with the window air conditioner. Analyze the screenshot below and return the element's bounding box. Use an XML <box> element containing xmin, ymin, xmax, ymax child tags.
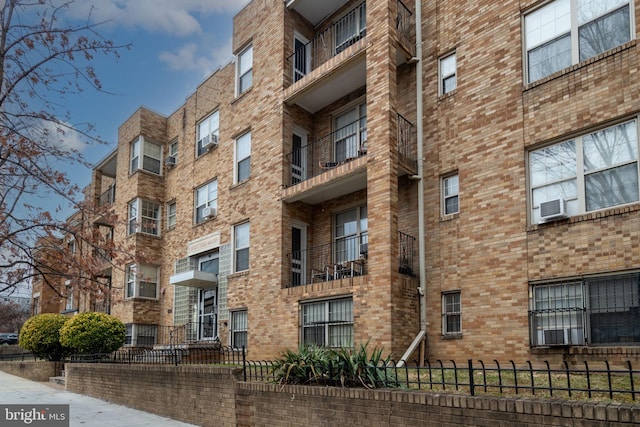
<box><xmin>200</xmin><ymin>134</ymin><xmax>218</xmax><ymax>151</ymax></box>
<box><xmin>539</xmin><ymin>198</ymin><xmax>567</xmax><ymax>223</ymax></box>
<box><xmin>202</xmin><ymin>207</ymin><xmax>217</xmax><ymax>219</ymax></box>
<box><xmin>543</xmin><ymin>328</ymin><xmax>568</xmax><ymax>346</ymax></box>
<box><xmin>164</xmin><ymin>156</ymin><xmax>176</xmax><ymax>168</ymax></box>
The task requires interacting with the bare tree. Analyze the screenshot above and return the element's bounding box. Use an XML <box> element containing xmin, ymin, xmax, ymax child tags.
<box><xmin>0</xmin><ymin>0</ymin><xmax>131</xmax><ymax>297</ymax></box>
<box><xmin>0</xmin><ymin>300</ymin><xmax>30</xmax><ymax>333</ymax></box>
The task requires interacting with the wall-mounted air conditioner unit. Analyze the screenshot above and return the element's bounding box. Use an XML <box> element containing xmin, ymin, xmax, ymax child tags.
<box><xmin>202</xmin><ymin>207</ymin><xmax>217</xmax><ymax>219</ymax></box>
<box><xmin>543</xmin><ymin>328</ymin><xmax>568</xmax><ymax>346</ymax></box>
<box><xmin>539</xmin><ymin>198</ymin><xmax>567</xmax><ymax>223</ymax></box>
<box><xmin>164</xmin><ymin>156</ymin><xmax>176</xmax><ymax>168</ymax></box>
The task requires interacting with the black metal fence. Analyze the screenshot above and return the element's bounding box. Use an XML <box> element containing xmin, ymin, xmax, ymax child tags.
<box><xmin>0</xmin><ymin>352</ymin><xmax>37</xmax><ymax>362</ymax></box>
<box><xmin>69</xmin><ymin>346</ymin><xmax>243</xmax><ymax>367</ymax></box>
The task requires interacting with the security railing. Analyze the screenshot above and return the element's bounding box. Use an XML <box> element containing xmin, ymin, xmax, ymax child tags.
<box><xmin>398</xmin><ymin>113</ymin><xmax>417</xmax><ymax>172</ymax></box>
<box><xmin>69</xmin><ymin>346</ymin><xmax>243</xmax><ymax>366</ymax></box>
<box><xmin>97</xmin><ymin>184</ymin><xmax>116</xmax><ymax>207</ymax></box>
<box><xmin>398</xmin><ymin>231</ymin><xmax>416</xmax><ymax>276</ymax></box>
<box><xmin>396</xmin><ymin>0</ymin><xmax>414</xmax><ymax>54</ymax></box>
<box><xmin>286</xmin><ymin>116</ymin><xmax>367</xmax><ymax>186</ymax></box>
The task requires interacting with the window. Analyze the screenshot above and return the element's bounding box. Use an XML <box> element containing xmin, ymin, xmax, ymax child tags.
<box><xmin>234</xmin><ymin>222</ymin><xmax>250</xmax><ymax>272</ymax></box>
<box><xmin>67</xmin><ymin>239</ymin><xmax>76</xmax><ymax>255</ymax></box>
<box><xmin>167</xmin><ymin>201</ymin><xmax>176</xmax><ymax>229</ymax></box>
<box><xmin>124</xmin><ymin>324</ymin><xmax>157</xmax><ymax>347</ymax></box>
<box><xmin>197</xmin><ymin>111</ymin><xmax>219</xmax><ymax>157</ymax></box>
<box><xmin>199</xmin><ymin>251</ymin><xmax>219</xmax><ymax>275</ymax></box>
<box><xmin>126</xmin><ymin>264</ymin><xmax>158</xmax><ymax>299</ymax></box>
<box><xmin>168</xmin><ymin>139</ymin><xmax>178</xmax><ymax>164</ymax></box>
<box><xmin>230</xmin><ymin>310</ymin><xmax>248</xmax><ymax>349</ymax></box>
<box><xmin>195</xmin><ymin>180</ymin><xmax>218</xmax><ymax>224</ymax></box>
<box><xmin>130</xmin><ymin>136</ymin><xmax>162</xmax><ymax>174</ymax></box>
<box><xmin>334</xmin><ymin>103</ymin><xmax>367</xmax><ymax>162</ymax></box>
<box><xmin>442</xmin><ymin>292</ymin><xmax>461</xmax><ymax>335</ymax></box>
<box><xmin>442</xmin><ymin>174</ymin><xmax>459</xmax><ymax>215</ymax></box>
<box><xmin>128</xmin><ymin>198</ymin><xmax>161</xmax><ymax>236</ymax></box>
<box><xmin>335</xmin><ymin>2</ymin><xmax>366</xmax><ymax>54</ymax></box>
<box><xmin>65</xmin><ymin>285</ymin><xmax>74</xmax><ymax>311</ymax></box>
<box><xmin>524</xmin><ymin>0</ymin><xmax>632</xmax><ymax>83</ymax></box>
<box><xmin>301</xmin><ymin>298</ymin><xmax>353</xmax><ymax>347</ymax></box>
<box><xmin>529</xmin><ymin>273</ymin><xmax>640</xmax><ymax>346</ymax></box>
<box><xmin>237</xmin><ymin>44</ymin><xmax>253</xmax><ymax>94</ymax></box>
<box><xmin>439</xmin><ymin>52</ymin><xmax>457</xmax><ymax>95</ymax></box>
<box><xmin>235</xmin><ymin>131</ymin><xmax>251</xmax><ymax>183</ymax></box>
<box><xmin>529</xmin><ymin>119</ymin><xmax>638</xmax><ymax>223</ymax></box>
<box><xmin>335</xmin><ymin>206</ymin><xmax>368</xmax><ymax>264</ymax></box>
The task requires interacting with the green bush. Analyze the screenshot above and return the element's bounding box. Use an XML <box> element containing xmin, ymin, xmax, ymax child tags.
<box><xmin>59</xmin><ymin>312</ymin><xmax>126</xmax><ymax>354</ymax></box>
<box><xmin>19</xmin><ymin>314</ymin><xmax>69</xmax><ymax>361</ymax></box>
<box><xmin>271</xmin><ymin>343</ymin><xmax>397</xmax><ymax>388</ymax></box>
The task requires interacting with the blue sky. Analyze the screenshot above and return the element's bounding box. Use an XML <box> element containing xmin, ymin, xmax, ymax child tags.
<box><xmin>60</xmin><ymin>0</ymin><xmax>249</xmax><ymax>194</ymax></box>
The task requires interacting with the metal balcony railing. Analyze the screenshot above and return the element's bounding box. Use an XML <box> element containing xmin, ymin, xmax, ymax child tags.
<box><xmin>287</xmin><ymin>2</ymin><xmax>366</xmax><ymax>82</ymax></box>
<box><xmin>286</xmin><ymin>116</ymin><xmax>367</xmax><ymax>186</ymax></box>
<box><xmin>98</xmin><ymin>184</ymin><xmax>116</xmax><ymax>207</ymax></box>
<box><xmin>398</xmin><ymin>231</ymin><xmax>416</xmax><ymax>276</ymax></box>
<box><xmin>398</xmin><ymin>113</ymin><xmax>417</xmax><ymax>172</ymax></box>
<box><xmin>396</xmin><ymin>0</ymin><xmax>415</xmax><ymax>55</ymax></box>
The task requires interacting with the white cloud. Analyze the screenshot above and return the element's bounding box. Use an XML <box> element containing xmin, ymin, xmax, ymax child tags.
<box><xmin>159</xmin><ymin>38</ymin><xmax>233</xmax><ymax>76</ymax></box>
<box><xmin>66</xmin><ymin>0</ymin><xmax>247</xmax><ymax>37</ymax></box>
<box><xmin>33</xmin><ymin>120</ymin><xmax>88</xmax><ymax>153</ymax></box>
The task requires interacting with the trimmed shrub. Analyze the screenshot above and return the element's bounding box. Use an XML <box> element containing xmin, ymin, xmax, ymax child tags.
<box><xmin>59</xmin><ymin>312</ymin><xmax>126</xmax><ymax>354</ymax></box>
<box><xmin>19</xmin><ymin>313</ymin><xmax>69</xmax><ymax>361</ymax></box>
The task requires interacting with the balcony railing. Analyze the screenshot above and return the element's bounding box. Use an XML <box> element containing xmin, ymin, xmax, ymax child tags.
<box><xmin>398</xmin><ymin>113</ymin><xmax>417</xmax><ymax>172</ymax></box>
<box><xmin>286</xmin><ymin>116</ymin><xmax>367</xmax><ymax>186</ymax></box>
<box><xmin>398</xmin><ymin>231</ymin><xmax>416</xmax><ymax>276</ymax></box>
<box><xmin>287</xmin><ymin>2</ymin><xmax>366</xmax><ymax>82</ymax></box>
<box><xmin>396</xmin><ymin>0</ymin><xmax>415</xmax><ymax>55</ymax></box>
<box><xmin>98</xmin><ymin>184</ymin><xmax>116</xmax><ymax>207</ymax></box>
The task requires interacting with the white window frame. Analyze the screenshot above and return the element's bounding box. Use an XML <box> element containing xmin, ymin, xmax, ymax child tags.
<box><xmin>130</xmin><ymin>136</ymin><xmax>162</xmax><ymax>175</ymax></box>
<box><xmin>528</xmin><ymin>119</ymin><xmax>639</xmax><ymax>223</ymax></box>
<box><xmin>168</xmin><ymin>139</ymin><xmax>178</xmax><ymax>164</ymax></box>
<box><xmin>333</xmin><ymin>101</ymin><xmax>367</xmax><ymax>163</ymax></box>
<box><xmin>334</xmin><ymin>205</ymin><xmax>368</xmax><ymax>264</ymax></box>
<box><xmin>293</xmin><ymin>32</ymin><xmax>311</xmax><ymax>82</ymax></box>
<box><xmin>442</xmin><ymin>291</ymin><xmax>461</xmax><ymax>336</ymax></box>
<box><xmin>301</xmin><ymin>297</ymin><xmax>354</xmax><ymax>348</ymax></box>
<box><xmin>125</xmin><ymin>264</ymin><xmax>159</xmax><ymax>300</ymax></box>
<box><xmin>235</xmin><ymin>131</ymin><xmax>251</xmax><ymax>183</ymax></box>
<box><xmin>442</xmin><ymin>173</ymin><xmax>459</xmax><ymax>215</ymax></box>
<box><xmin>236</xmin><ymin>44</ymin><xmax>253</xmax><ymax>95</ymax></box>
<box><xmin>524</xmin><ymin>0</ymin><xmax>634</xmax><ymax>83</ymax></box>
<box><xmin>128</xmin><ymin>198</ymin><xmax>161</xmax><ymax>236</ymax></box>
<box><xmin>167</xmin><ymin>200</ymin><xmax>177</xmax><ymax>229</ymax></box>
<box><xmin>230</xmin><ymin>310</ymin><xmax>248</xmax><ymax>349</ymax></box>
<box><xmin>196</xmin><ymin>111</ymin><xmax>219</xmax><ymax>157</ymax></box>
<box><xmin>439</xmin><ymin>52</ymin><xmax>457</xmax><ymax>95</ymax></box>
<box><xmin>65</xmin><ymin>284</ymin><xmax>74</xmax><ymax>311</ymax></box>
<box><xmin>233</xmin><ymin>222</ymin><xmax>250</xmax><ymax>273</ymax></box>
<box><xmin>334</xmin><ymin>2</ymin><xmax>366</xmax><ymax>54</ymax></box>
<box><xmin>194</xmin><ymin>180</ymin><xmax>218</xmax><ymax>224</ymax></box>
<box><xmin>124</xmin><ymin>324</ymin><xmax>158</xmax><ymax>347</ymax></box>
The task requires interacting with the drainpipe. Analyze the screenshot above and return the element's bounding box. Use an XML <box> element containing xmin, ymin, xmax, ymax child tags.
<box><xmin>415</xmin><ymin>0</ymin><xmax>427</xmax><ymax>356</ymax></box>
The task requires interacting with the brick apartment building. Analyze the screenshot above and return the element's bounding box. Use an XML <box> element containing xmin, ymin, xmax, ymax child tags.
<box><xmin>33</xmin><ymin>0</ymin><xmax>640</xmax><ymax>363</ymax></box>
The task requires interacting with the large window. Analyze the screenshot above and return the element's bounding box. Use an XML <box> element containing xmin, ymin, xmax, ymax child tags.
<box><xmin>234</xmin><ymin>222</ymin><xmax>250</xmax><ymax>272</ymax></box>
<box><xmin>524</xmin><ymin>0</ymin><xmax>632</xmax><ymax>83</ymax></box>
<box><xmin>235</xmin><ymin>131</ymin><xmax>251</xmax><ymax>183</ymax></box>
<box><xmin>195</xmin><ymin>180</ymin><xmax>218</xmax><ymax>224</ymax></box>
<box><xmin>334</xmin><ymin>103</ymin><xmax>367</xmax><ymax>162</ymax></box>
<box><xmin>442</xmin><ymin>291</ymin><xmax>461</xmax><ymax>336</ymax></box>
<box><xmin>126</xmin><ymin>264</ymin><xmax>159</xmax><ymax>299</ymax></box>
<box><xmin>130</xmin><ymin>136</ymin><xmax>162</xmax><ymax>175</ymax></box>
<box><xmin>301</xmin><ymin>297</ymin><xmax>353</xmax><ymax>347</ymax></box>
<box><xmin>230</xmin><ymin>310</ymin><xmax>248</xmax><ymax>349</ymax></box>
<box><xmin>335</xmin><ymin>205</ymin><xmax>368</xmax><ymax>264</ymax></box>
<box><xmin>197</xmin><ymin>111</ymin><xmax>219</xmax><ymax>157</ymax></box>
<box><xmin>439</xmin><ymin>52</ymin><xmax>457</xmax><ymax>95</ymax></box>
<box><xmin>128</xmin><ymin>198</ymin><xmax>161</xmax><ymax>236</ymax></box>
<box><xmin>529</xmin><ymin>273</ymin><xmax>640</xmax><ymax>346</ymax></box>
<box><xmin>335</xmin><ymin>2</ymin><xmax>366</xmax><ymax>54</ymax></box>
<box><xmin>529</xmin><ymin>119</ymin><xmax>639</xmax><ymax>223</ymax></box>
<box><xmin>237</xmin><ymin>44</ymin><xmax>253</xmax><ymax>94</ymax></box>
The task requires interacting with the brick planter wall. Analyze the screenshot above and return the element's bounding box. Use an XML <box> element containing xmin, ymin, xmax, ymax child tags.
<box><xmin>0</xmin><ymin>360</ymin><xmax>62</xmax><ymax>381</ymax></box>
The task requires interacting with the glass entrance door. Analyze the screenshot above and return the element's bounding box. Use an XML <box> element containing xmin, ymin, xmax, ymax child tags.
<box><xmin>199</xmin><ymin>288</ymin><xmax>217</xmax><ymax>340</ymax></box>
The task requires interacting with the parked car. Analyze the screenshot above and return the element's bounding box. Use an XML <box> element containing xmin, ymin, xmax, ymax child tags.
<box><xmin>0</xmin><ymin>333</ymin><xmax>18</xmax><ymax>345</ymax></box>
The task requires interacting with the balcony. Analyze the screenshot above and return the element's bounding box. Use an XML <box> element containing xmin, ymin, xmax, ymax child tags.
<box><xmin>397</xmin><ymin>113</ymin><xmax>418</xmax><ymax>176</ymax></box>
<box><xmin>285</xmin><ymin>0</ymin><xmax>350</xmax><ymax>26</ymax></box>
<box><xmin>169</xmin><ymin>258</ymin><xmax>218</xmax><ymax>289</ymax></box>
<box><xmin>283</xmin><ymin>117</ymin><xmax>368</xmax><ymax>204</ymax></box>
<box><xmin>286</xmin><ymin>231</ymin><xmax>416</xmax><ymax>288</ymax></box>
<box><xmin>98</xmin><ymin>184</ymin><xmax>116</xmax><ymax>207</ymax></box>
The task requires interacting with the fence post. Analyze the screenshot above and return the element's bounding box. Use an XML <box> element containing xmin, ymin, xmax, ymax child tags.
<box><xmin>173</xmin><ymin>348</ymin><xmax>178</xmax><ymax>366</ymax></box>
<box><xmin>468</xmin><ymin>359</ymin><xmax>474</xmax><ymax>396</ymax></box>
<box><xmin>242</xmin><ymin>346</ymin><xmax>247</xmax><ymax>382</ymax></box>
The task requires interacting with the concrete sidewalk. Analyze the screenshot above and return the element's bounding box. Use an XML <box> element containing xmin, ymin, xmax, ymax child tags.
<box><xmin>0</xmin><ymin>371</ymin><xmax>199</xmax><ymax>427</ymax></box>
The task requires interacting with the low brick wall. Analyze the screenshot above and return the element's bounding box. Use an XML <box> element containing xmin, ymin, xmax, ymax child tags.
<box><xmin>0</xmin><ymin>360</ymin><xmax>62</xmax><ymax>381</ymax></box>
<box><xmin>65</xmin><ymin>364</ymin><xmax>243</xmax><ymax>427</ymax></box>
<box><xmin>64</xmin><ymin>364</ymin><xmax>640</xmax><ymax>427</ymax></box>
